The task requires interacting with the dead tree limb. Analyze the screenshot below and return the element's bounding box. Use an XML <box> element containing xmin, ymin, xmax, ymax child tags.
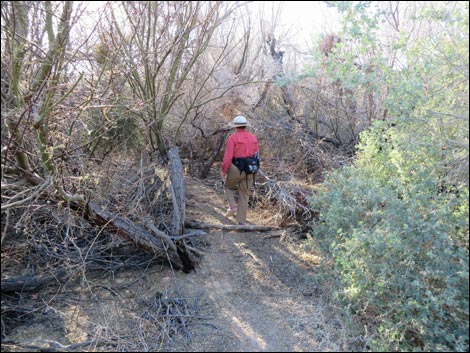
<box><xmin>199</xmin><ymin>129</ymin><xmax>230</xmax><ymax>179</ymax></box>
<box><xmin>143</xmin><ymin>218</ymin><xmax>177</xmax><ymax>252</ymax></box>
<box><xmin>85</xmin><ymin>202</ymin><xmax>195</xmax><ymax>272</ymax></box>
<box><xmin>0</xmin><ymin>339</ymin><xmax>96</xmax><ymax>352</ymax></box>
<box><xmin>2</xmin><ymin>147</ymin><xmax>198</xmax><ymax>273</ymax></box>
<box><xmin>185</xmin><ymin>220</ymin><xmax>278</xmax><ymax>232</ymax></box>
<box><xmin>1</xmin><ymin>268</ymin><xmax>69</xmax><ymax>293</ymax></box>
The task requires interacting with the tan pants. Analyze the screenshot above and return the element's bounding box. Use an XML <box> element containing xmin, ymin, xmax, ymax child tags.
<box><xmin>224</xmin><ymin>163</ymin><xmax>253</xmax><ymax>224</ymax></box>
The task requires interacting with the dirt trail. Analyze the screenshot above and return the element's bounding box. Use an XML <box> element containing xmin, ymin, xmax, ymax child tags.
<box><xmin>163</xmin><ymin>176</ymin><xmax>360</xmax><ymax>352</ymax></box>
<box><xmin>3</xmin><ymin>174</ymin><xmax>363</xmax><ymax>352</ymax></box>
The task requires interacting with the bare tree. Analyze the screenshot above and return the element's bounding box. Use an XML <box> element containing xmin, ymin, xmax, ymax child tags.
<box><xmin>99</xmin><ymin>1</ymin><xmax>246</xmax><ymax>158</ymax></box>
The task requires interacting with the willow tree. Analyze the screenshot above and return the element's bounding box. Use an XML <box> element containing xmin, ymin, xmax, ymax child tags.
<box><xmin>100</xmin><ymin>1</ymin><xmax>241</xmax><ymax>158</ymax></box>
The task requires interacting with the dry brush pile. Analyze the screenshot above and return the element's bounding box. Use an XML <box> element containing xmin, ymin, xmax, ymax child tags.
<box><xmin>1</xmin><ymin>146</ymin><xmax>207</xmax><ymax>349</ymax></box>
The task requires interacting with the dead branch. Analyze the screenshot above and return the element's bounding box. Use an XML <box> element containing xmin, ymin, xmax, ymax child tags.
<box><xmin>1</xmin><ymin>146</ymin><xmax>199</xmax><ymax>273</ymax></box>
<box><xmin>255</xmin><ymin>170</ymin><xmax>316</xmax><ymax>222</ymax></box>
<box><xmin>185</xmin><ymin>220</ymin><xmax>278</xmax><ymax>232</ymax></box>
<box><xmin>170</xmin><ymin>229</ymin><xmax>206</xmax><ymax>241</ymax></box>
<box><xmin>1</xmin><ymin>177</ymin><xmax>53</xmax><ymax>210</ymax></box>
<box><xmin>84</xmin><ymin>201</ymin><xmax>195</xmax><ymax>272</ymax></box>
<box><xmin>142</xmin><ymin>218</ymin><xmax>177</xmax><ymax>252</ymax></box>
<box><xmin>136</xmin><ymin>289</ymin><xmax>213</xmax><ymax>349</ymax></box>
<box><xmin>1</xmin><ymin>268</ymin><xmax>69</xmax><ymax>293</ymax></box>
<box><xmin>263</xmin><ymin>233</ymin><xmax>282</xmax><ymax>239</ymax></box>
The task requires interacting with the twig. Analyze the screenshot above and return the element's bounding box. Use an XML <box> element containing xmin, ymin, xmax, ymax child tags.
<box><xmin>1</xmin><ymin>177</ymin><xmax>53</xmax><ymax>210</ymax></box>
<box><xmin>263</xmin><ymin>233</ymin><xmax>282</xmax><ymax>239</ymax></box>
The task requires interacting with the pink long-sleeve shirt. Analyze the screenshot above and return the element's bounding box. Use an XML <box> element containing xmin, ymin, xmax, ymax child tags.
<box><xmin>221</xmin><ymin>129</ymin><xmax>259</xmax><ymax>174</ymax></box>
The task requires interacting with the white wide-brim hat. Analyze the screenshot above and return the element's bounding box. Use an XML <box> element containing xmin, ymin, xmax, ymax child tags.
<box><xmin>228</xmin><ymin>115</ymin><xmax>251</xmax><ymax>127</ymax></box>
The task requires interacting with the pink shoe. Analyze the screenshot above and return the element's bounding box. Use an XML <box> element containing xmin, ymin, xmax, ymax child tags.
<box><xmin>225</xmin><ymin>206</ymin><xmax>237</xmax><ymax>217</ymax></box>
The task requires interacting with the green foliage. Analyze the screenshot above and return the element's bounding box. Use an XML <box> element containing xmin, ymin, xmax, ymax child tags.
<box><xmin>309</xmin><ymin>153</ymin><xmax>468</xmax><ymax>351</ymax></box>
<box><xmin>307</xmin><ymin>1</ymin><xmax>469</xmax><ymax>351</ymax></box>
<box><xmin>86</xmin><ymin>106</ymin><xmax>143</xmax><ymax>157</ymax></box>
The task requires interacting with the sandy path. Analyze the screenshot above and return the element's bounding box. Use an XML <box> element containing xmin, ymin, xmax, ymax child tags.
<box><xmin>162</xmin><ymin>176</ymin><xmax>360</xmax><ymax>352</ymax></box>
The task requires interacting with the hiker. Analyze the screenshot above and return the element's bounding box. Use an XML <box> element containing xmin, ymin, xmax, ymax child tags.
<box><xmin>221</xmin><ymin>115</ymin><xmax>259</xmax><ymax>225</ymax></box>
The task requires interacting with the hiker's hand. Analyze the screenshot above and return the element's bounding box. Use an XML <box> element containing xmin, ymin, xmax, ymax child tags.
<box><xmin>221</xmin><ymin>171</ymin><xmax>226</xmax><ymax>180</ymax></box>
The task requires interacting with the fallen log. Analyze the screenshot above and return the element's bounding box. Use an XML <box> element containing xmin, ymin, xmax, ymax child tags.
<box><xmin>64</xmin><ymin>147</ymin><xmax>197</xmax><ymax>272</ymax></box>
<box><xmin>185</xmin><ymin>220</ymin><xmax>278</xmax><ymax>232</ymax></box>
<box><xmin>1</xmin><ymin>268</ymin><xmax>68</xmax><ymax>293</ymax></box>
<box><xmin>85</xmin><ymin>201</ymin><xmax>195</xmax><ymax>272</ymax></box>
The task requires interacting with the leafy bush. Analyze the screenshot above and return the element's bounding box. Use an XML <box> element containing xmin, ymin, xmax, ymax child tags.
<box><xmin>308</xmin><ymin>119</ymin><xmax>468</xmax><ymax>351</ymax></box>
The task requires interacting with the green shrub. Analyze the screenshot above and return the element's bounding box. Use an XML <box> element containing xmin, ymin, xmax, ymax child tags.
<box><xmin>308</xmin><ymin>122</ymin><xmax>469</xmax><ymax>351</ymax></box>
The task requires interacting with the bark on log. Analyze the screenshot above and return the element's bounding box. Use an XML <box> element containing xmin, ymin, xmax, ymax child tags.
<box><xmin>85</xmin><ymin>202</ymin><xmax>195</xmax><ymax>272</ymax></box>
<box><xmin>185</xmin><ymin>220</ymin><xmax>278</xmax><ymax>232</ymax></box>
